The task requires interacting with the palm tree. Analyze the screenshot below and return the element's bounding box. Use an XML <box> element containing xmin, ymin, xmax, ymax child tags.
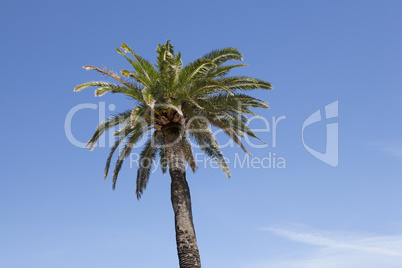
<box><xmin>74</xmin><ymin>40</ymin><xmax>272</xmax><ymax>268</ymax></box>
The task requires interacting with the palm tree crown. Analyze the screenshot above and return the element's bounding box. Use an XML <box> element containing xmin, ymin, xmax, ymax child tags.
<box><xmin>74</xmin><ymin>40</ymin><xmax>272</xmax><ymax>199</ymax></box>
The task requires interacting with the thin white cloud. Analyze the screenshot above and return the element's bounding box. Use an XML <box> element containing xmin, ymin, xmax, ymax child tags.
<box><xmin>368</xmin><ymin>141</ymin><xmax>402</xmax><ymax>159</ymax></box>
<box><xmin>264</xmin><ymin>226</ymin><xmax>402</xmax><ymax>257</ymax></box>
<box><xmin>250</xmin><ymin>224</ymin><xmax>402</xmax><ymax>268</ymax></box>
<box><xmin>381</xmin><ymin>147</ymin><xmax>402</xmax><ymax>158</ymax></box>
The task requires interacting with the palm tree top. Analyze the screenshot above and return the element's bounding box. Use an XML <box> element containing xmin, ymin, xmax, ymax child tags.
<box><xmin>74</xmin><ymin>40</ymin><xmax>272</xmax><ymax>199</ymax></box>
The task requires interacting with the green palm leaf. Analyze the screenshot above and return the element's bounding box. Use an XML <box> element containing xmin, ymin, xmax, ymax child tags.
<box><xmin>76</xmin><ymin>40</ymin><xmax>272</xmax><ymax>191</ymax></box>
<box><xmin>136</xmin><ymin>132</ymin><xmax>160</xmax><ymax>199</ymax></box>
<box><xmin>189</xmin><ymin>127</ymin><xmax>231</xmax><ymax>178</ymax></box>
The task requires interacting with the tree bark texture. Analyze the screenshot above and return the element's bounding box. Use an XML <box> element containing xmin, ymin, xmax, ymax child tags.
<box><xmin>163</xmin><ymin>123</ymin><xmax>201</xmax><ymax>268</ymax></box>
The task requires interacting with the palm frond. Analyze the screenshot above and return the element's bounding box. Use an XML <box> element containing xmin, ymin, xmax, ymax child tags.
<box><xmin>112</xmin><ymin>126</ymin><xmax>151</xmax><ymax>189</ymax></box>
<box><xmin>188</xmin><ymin>80</ymin><xmax>233</xmax><ymax>97</ymax></box>
<box><xmin>86</xmin><ymin>110</ymin><xmax>132</xmax><ymax>150</ymax></box>
<box><xmin>217</xmin><ymin>77</ymin><xmax>273</xmax><ymax>92</ymax></box>
<box><xmin>207</xmin><ymin>116</ymin><xmax>251</xmax><ymax>155</ymax></box>
<box><xmin>159</xmin><ymin>137</ymin><xmax>168</xmax><ymax>174</ymax></box>
<box><xmin>81</xmin><ymin>66</ymin><xmax>131</xmax><ymax>87</ymax></box>
<box><xmin>104</xmin><ymin>124</ymin><xmax>132</xmax><ymax>180</ymax></box>
<box><xmin>74</xmin><ymin>81</ymin><xmax>115</xmax><ymax>92</ymax></box>
<box><xmin>136</xmin><ymin>132</ymin><xmax>160</xmax><ymax>199</ymax></box>
<box><xmin>176</xmin><ymin>59</ymin><xmax>215</xmax><ymax>93</ymax></box>
<box><xmin>189</xmin><ymin>127</ymin><xmax>231</xmax><ymax>178</ymax></box>
<box><xmin>202</xmin><ymin>47</ymin><xmax>243</xmax><ymax>66</ymax></box>
<box><xmin>121</xmin><ymin>43</ymin><xmax>158</xmax><ymax>81</ymax></box>
<box><xmin>222</xmin><ymin>116</ymin><xmax>265</xmax><ymax>143</ymax></box>
<box><xmin>208</xmin><ymin>64</ymin><xmax>247</xmax><ymax>78</ymax></box>
<box><xmin>76</xmin><ymin>41</ymin><xmax>272</xmax><ymax>189</ymax></box>
<box><xmin>182</xmin><ymin>135</ymin><xmax>198</xmax><ymax>172</ymax></box>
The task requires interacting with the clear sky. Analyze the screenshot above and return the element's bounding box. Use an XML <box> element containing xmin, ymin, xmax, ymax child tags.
<box><xmin>1</xmin><ymin>0</ymin><xmax>402</xmax><ymax>267</ymax></box>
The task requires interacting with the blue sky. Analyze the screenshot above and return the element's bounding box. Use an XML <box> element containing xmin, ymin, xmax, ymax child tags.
<box><xmin>1</xmin><ymin>0</ymin><xmax>402</xmax><ymax>267</ymax></box>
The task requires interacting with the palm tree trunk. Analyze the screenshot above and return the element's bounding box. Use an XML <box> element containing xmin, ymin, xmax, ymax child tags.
<box><xmin>164</xmin><ymin>124</ymin><xmax>201</xmax><ymax>268</ymax></box>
